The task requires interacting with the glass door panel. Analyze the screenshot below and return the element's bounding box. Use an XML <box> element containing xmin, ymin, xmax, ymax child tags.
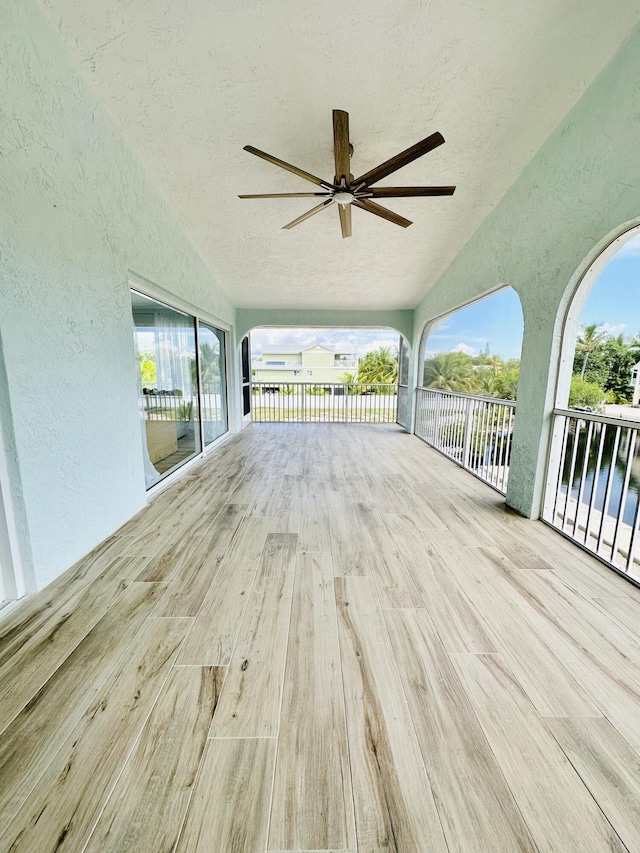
<box><xmin>131</xmin><ymin>291</ymin><xmax>201</xmax><ymax>489</ymax></box>
<box><xmin>199</xmin><ymin>322</ymin><xmax>227</xmax><ymax>446</ymax></box>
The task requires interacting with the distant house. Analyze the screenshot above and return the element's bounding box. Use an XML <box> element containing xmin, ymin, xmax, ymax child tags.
<box><xmin>630</xmin><ymin>362</ymin><xmax>640</xmax><ymax>405</ymax></box>
<box><xmin>252</xmin><ymin>344</ymin><xmax>359</xmax><ymax>384</ymax></box>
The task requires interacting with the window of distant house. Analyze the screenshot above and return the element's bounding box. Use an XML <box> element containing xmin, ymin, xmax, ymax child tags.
<box><xmin>266</xmin><ymin>360</ymin><xmax>285</xmax><ymax>365</ymax></box>
<box><xmin>130</xmin><ymin>289</ymin><xmax>228</xmax><ymax>489</ymax></box>
<box><xmin>293</xmin><ymin>370</ymin><xmax>301</xmax><ymax>376</ymax></box>
<box><xmin>306</xmin><ymin>370</ymin><xmax>313</xmax><ymax>376</ymax></box>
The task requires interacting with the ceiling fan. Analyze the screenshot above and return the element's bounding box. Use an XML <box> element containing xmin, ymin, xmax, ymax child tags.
<box><xmin>239</xmin><ymin>109</ymin><xmax>455</xmax><ymax>239</ymax></box>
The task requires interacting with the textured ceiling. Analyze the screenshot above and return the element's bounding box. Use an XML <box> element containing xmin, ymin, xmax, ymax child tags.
<box><xmin>42</xmin><ymin>0</ymin><xmax>640</xmax><ymax>311</ymax></box>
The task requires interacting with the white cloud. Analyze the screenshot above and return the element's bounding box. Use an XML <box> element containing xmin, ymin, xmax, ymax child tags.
<box><xmin>249</xmin><ymin>327</ymin><xmax>401</xmax><ymax>357</ymax></box>
<box><xmin>359</xmin><ymin>337</ymin><xmax>398</xmax><ymax>355</ymax></box>
<box><xmin>452</xmin><ymin>342</ymin><xmax>476</xmax><ymax>355</ymax></box>
<box><xmin>600</xmin><ymin>322</ymin><xmax>627</xmax><ymax>336</ymax></box>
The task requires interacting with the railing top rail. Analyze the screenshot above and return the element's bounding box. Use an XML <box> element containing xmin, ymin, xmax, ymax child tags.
<box><xmin>416</xmin><ymin>386</ymin><xmax>517</xmax><ymax>407</ymax></box>
<box><xmin>553</xmin><ymin>407</ymin><xmax>640</xmax><ymax>430</ymax></box>
<box><xmin>252</xmin><ymin>381</ymin><xmax>397</xmax><ymax>386</ymax></box>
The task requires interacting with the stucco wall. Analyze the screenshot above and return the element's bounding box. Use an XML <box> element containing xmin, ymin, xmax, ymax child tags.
<box><xmin>237</xmin><ymin>309</ymin><xmax>414</xmax><ymax>344</ymax></box>
<box><xmin>412</xmin><ymin>22</ymin><xmax>640</xmax><ymax>517</ymax></box>
<box><xmin>0</xmin><ymin>0</ymin><xmax>235</xmax><ymax>588</ymax></box>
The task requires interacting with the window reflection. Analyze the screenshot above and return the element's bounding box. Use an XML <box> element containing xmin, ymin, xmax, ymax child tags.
<box><xmin>131</xmin><ymin>291</ymin><xmax>201</xmax><ymax>488</ymax></box>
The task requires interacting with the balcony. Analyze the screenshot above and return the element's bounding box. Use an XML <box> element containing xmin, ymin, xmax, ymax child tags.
<box><xmin>1</xmin><ymin>424</ymin><xmax>640</xmax><ymax>851</ymax></box>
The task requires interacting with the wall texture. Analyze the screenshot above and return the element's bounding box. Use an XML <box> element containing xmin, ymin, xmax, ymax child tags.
<box><xmin>412</xmin><ymin>22</ymin><xmax>640</xmax><ymax>517</ymax></box>
<box><xmin>0</xmin><ymin>0</ymin><xmax>235</xmax><ymax>588</ymax></box>
<box><xmin>237</xmin><ymin>309</ymin><xmax>414</xmax><ymax>345</ymax></box>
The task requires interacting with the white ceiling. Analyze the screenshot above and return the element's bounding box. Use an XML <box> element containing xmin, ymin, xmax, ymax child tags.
<box><xmin>43</xmin><ymin>0</ymin><xmax>640</xmax><ymax>311</ymax></box>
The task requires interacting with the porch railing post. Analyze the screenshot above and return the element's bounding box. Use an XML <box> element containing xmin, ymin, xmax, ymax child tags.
<box><xmin>463</xmin><ymin>398</ymin><xmax>474</xmax><ymax>470</ymax></box>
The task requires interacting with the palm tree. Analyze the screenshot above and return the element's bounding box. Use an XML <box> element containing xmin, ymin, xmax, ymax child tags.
<box><xmin>423</xmin><ymin>352</ymin><xmax>480</xmax><ymax>393</ymax></box>
<box><xmin>357</xmin><ymin>347</ymin><xmax>398</xmax><ymax>384</ymax></box>
<box><xmin>576</xmin><ymin>323</ymin><xmax>606</xmax><ymax>378</ymax></box>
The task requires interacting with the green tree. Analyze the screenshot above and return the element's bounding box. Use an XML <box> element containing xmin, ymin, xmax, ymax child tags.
<box><xmin>137</xmin><ymin>351</ymin><xmax>156</xmax><ymax>387</ymax></box>
<box><xmin>569</xmin><ymin>375</ymin><xmax>606</xmax><ymax>410</ymax></box>
<box><xmin>337</xmin><ymin>372</ymin><xmax>359</xmax><ymax>394</ymax></box>
<box><xmin>575</xmin><ymin>323</ymin><xmax>606</xmax><ymax>379</ymax></box>
<box><xmin>357</xmin><ymin>347</ymin><xmax>398</xmax><ymax>384</ymax></box>
<box><xmin>492</xmin><ymin>360</ymin><xmax>520</xmax><ymax>400</ymax></box>
<box><xmin>423</xmin><ymin>352</ymin><xmax>480</xmax><ymax>393</ymax></box>
<box><xmin>574</xmin><ymin>332</ymin><xmax>636</xmax><ymax>403</ymax></box>
<box><xmin>190</xmin><ymin>341</ymin><xmax>222</xmax><ymax>387</ymax></box>
<box><xmin>600</xmin><ymin>335</ymin><xmax>636</xmax><ymax>402</ymax></box>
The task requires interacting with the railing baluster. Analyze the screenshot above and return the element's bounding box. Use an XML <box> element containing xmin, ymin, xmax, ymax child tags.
<box><xmin>625</xmin><ymin>461</ymin><xmax>640</xmax><ymax>573</ymax></box>
<box><xmin>611</xmin><ymin>428</ymin><xmax>636</xmax><ymax>565</ymax></box>
<box><xmin>480</xmin><ymin>403</ymin><xmax>491</xmax><ymax>480</ymax></box>
<box><xmin>596</xmin><ymin>424</ymin><xmax>621</xmax><ymax>556</ymax></box>
<box><xmin>562</xmin><ymin>417</ymin><xmax>582</xmax><ymax>532</ymax></box>
<box><xmin>497</xmin><ymin>405</ymin><xmax>506</xmax><ymax>491</ymax></box>
<box><xmin>582</xmin><ymin>419</ymin><xmax>605</xmax><ymax>546</ymax></box>
<box><xmin>572</xmin><ymin>420</ymin><xmax>594</xmax><ymax>539</ymax></box>
<box><xmin>476</xmin><ymin>400</ymin><xmax>486</xmax><ymax>477</ymax></box>
<box><xmin>495</xmin><ymin>404</ymin><xmax>507</xmax><ymax>489</ymax></box>
<box><xmin>551</xmin><ymin>415</ymin><xmax>570</xmax><ymax>526</ymax></box>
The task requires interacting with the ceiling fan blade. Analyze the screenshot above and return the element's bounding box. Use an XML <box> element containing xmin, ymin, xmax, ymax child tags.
<box><xmin>352</xmin><ymin>199</ymin><xmax>412</xmax><ymax>228</ymax></box>
<box><xmin>282</xmin><ymin>199</ymin><xmax>334</xmax><ymax>230</ymax></box>
<box><xmin>338</xmin><ymin>204</ymin><xmax>352</xmax><ymax>238</ymax></box>
<box><xmin>354</xmin><ymin>131</ymin><xmax>445</xmax><ymax>188</ymax></box>
<box><xmin>243</xmin><ymin>145</ymin><xmax>333</xmax><ymax>189</ymax></box>
<box><xmin>368</xmin><ymin>186</ymin><xmax>456</xmax><ymax>198</ymax></box>
<box><xmin>239</xmin><ymin>192</ymin><xmax>331</xmax><ymax>199</ymax></box>
<box><xmin>333</xmin><ymin>110</ymin><xmax>351</xmax><ymax>183</ymax></box>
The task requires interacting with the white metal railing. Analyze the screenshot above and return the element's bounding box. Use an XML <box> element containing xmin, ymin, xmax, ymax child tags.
<box><xmin>543</xmin><ymin>409</ymin><xmax>640</xmax><ymax>580</ymax></box>
<box><xmin>251</xmin><ymin>382</ymin><xmax>397</xmax><ymax>423</ymax></box>
<box><xmin>414</xmin><ymin>387</ymin><xmax>516</xmax><ymax>494</ymax></box>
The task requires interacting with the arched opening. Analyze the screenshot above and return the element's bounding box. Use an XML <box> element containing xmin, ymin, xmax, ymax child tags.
<box><xmin>414</xmin><ymin>287</ymin><xmax>524</xmax><ymax>494</ymax></box>
<box><xmin>544</xmin><ymin>226</ymin><xmax>640</xmax><ymax>581</ymax></box>
<box><xmin>245</xmin><ymin>326</ymin><xmax>408</xmax><ymax>425</ymax></box>
<box><xmin>557</xmin><ymin>228</ymin><xmax>640</xmax><ymax>414</ymax></box>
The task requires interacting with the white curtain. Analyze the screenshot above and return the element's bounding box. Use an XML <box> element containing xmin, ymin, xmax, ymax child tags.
<box><xmin>154</xmin><ymin>310</ymin><xmax>194</xmax><ymax>394</ymax></box>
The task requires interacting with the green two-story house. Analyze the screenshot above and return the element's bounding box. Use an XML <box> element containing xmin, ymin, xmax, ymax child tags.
<box><xmin>253</xmin><ymin>345</ymin><xmax>359</xmax><ymax>385</ymax></box>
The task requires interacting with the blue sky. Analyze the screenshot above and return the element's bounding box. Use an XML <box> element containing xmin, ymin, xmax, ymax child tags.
<box><xmin>250</xmin><ymin>233</ymin><xmax>640</xmax><ymax>361</ymax></box>
<box><xmin>424</xmin><ymin>289</ymin><xmax>523</xmax><ymax>360</ymax></box>
<box><xmin>578</xmin><ymin>234</ymin><xmax>640</xmax><ymax>337</ymax></box>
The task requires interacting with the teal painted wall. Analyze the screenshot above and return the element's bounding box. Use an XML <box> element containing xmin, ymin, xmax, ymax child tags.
<box><xmin>237</xmin><ymin>309</ymin><xmax>414</xmax><ymax>344</ymax></box>
<box><xmin>0</xmin><ymin>0</ymin><xmax>235</xmax><ymax>588</ymax></box>
<box><xmin>411</xmin><ymin>23</ymin><xmax>640</xmax><ymax>517</ymax></box>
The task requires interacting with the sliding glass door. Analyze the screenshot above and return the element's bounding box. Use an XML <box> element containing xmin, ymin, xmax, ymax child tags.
<box><xmin>198</xmin><ymin>322</ymin><xmax>227</xmax><ymax>446</ymax></box>
<box><xmin>131</xmin><ymin>290</ymin><xmax>227</xmax><ymax>489</ymax></box>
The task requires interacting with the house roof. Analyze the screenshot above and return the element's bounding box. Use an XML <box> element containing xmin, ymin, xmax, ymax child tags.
<box><xmin>261</xmin><ymin>344</ymin><xmax>357</xmax><ymax>355</ymax></box>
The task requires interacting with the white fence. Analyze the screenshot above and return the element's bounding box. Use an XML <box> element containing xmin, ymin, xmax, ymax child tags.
<box><xmin>251</xmin><ymin>382</ymin><xmax>398</xmax><ymax>423</ymax></box>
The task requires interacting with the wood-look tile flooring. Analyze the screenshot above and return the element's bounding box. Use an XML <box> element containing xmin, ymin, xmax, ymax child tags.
<box><xmin>2</xmin><ymin>424</ymin><xmax>640</xmax><ymax>852</ymax></box>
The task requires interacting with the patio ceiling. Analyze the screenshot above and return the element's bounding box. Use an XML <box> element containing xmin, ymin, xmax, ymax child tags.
<box><xmin>42</xmin><ymin>0</ymin><xmax>640</xmax><ymax>311</ymax></box>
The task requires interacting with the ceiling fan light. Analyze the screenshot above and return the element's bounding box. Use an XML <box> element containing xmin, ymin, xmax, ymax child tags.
<box><xmin>333</xmin><ymin>191</ymin><xmax>355</xmax><ymax>206</ymax></box>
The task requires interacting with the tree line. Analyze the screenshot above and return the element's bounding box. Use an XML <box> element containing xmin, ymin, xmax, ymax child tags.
<box><xmin>422</xmin><ymin>324</ymin><xmax>640</xmax><ymax>409</ymax></box>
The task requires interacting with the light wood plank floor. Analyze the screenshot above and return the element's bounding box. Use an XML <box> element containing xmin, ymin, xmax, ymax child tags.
<box><xmin>3</xmin><ymin>423</ymin><xmax>640</xmax><ymax>852</ymax></box>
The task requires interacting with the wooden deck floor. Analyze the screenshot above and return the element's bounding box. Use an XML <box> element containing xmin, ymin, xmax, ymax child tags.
<box><xmin>2</xmin><ymin>423</ymin><xmax>640</xmax><ymax>852</ymax></box>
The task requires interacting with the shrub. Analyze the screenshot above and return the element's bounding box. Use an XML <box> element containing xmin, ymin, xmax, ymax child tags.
<box><xmin>568</xmin><ymin>375</ymin><xmax>606</xmax><ymax>410</ymax></box>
